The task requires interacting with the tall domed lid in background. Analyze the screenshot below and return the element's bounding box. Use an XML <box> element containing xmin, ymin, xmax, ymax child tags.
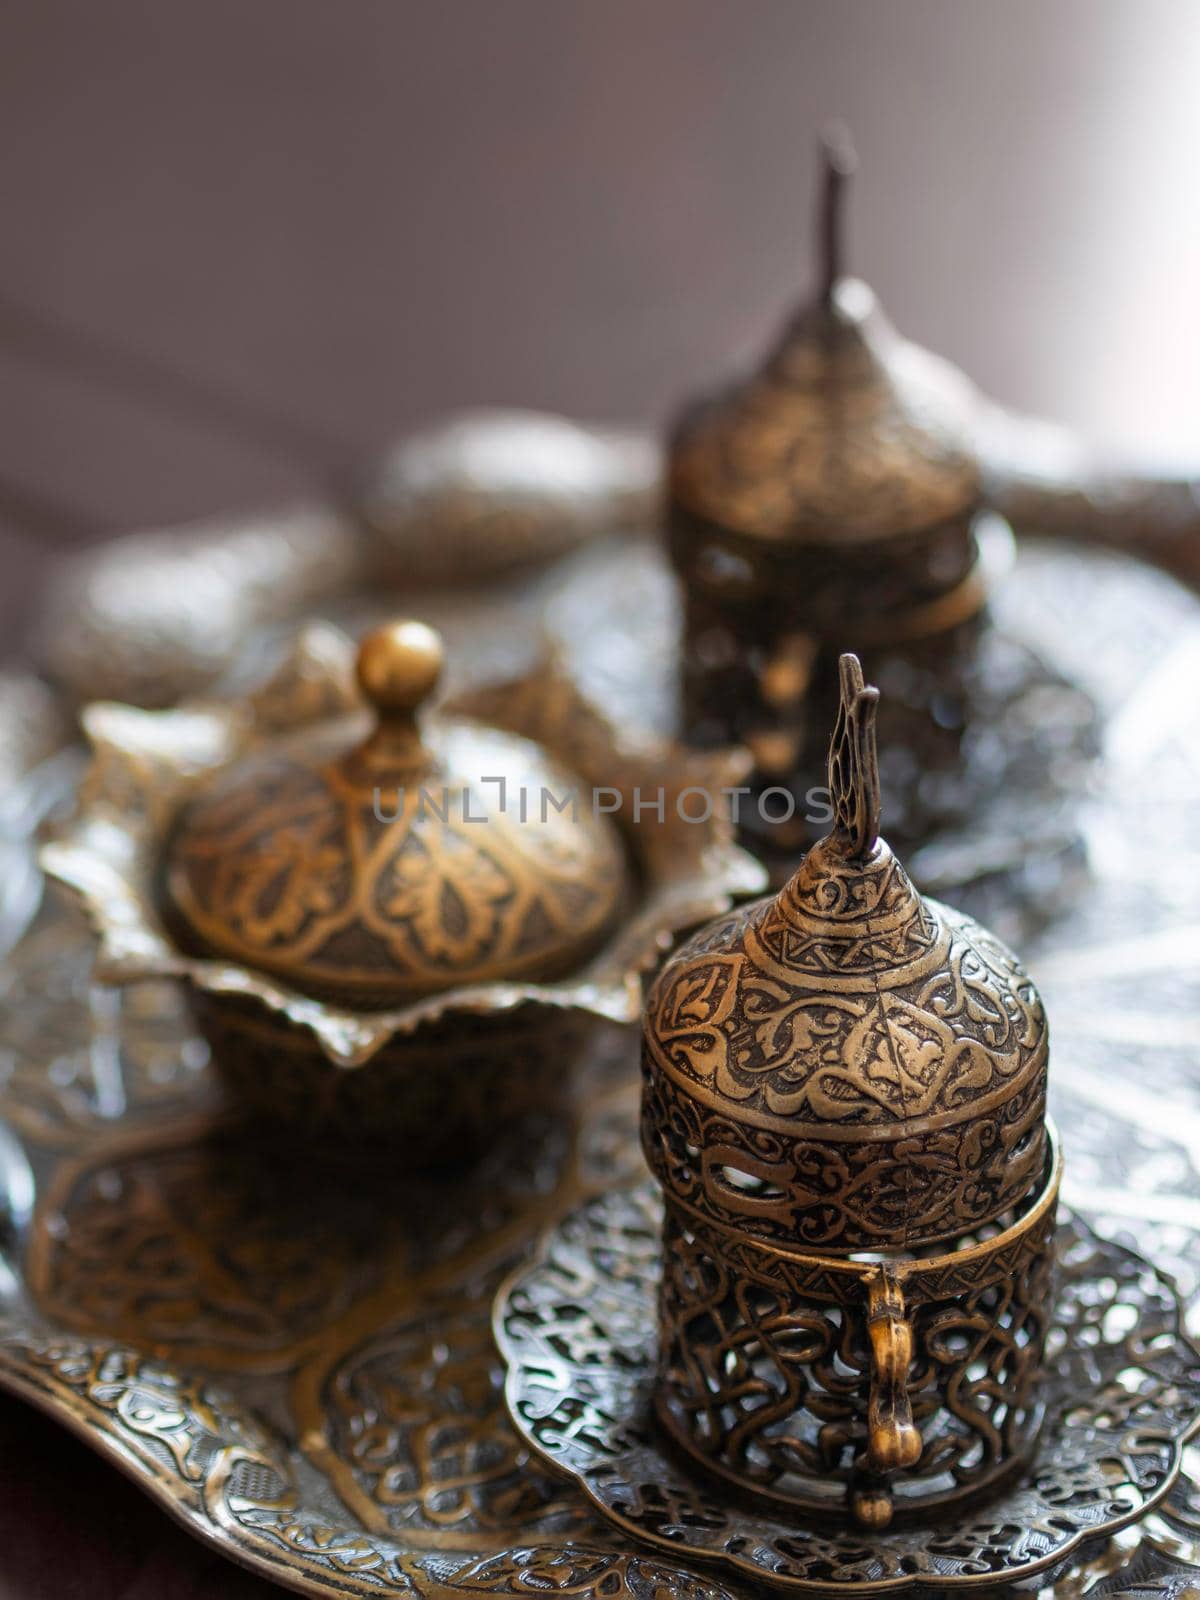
<box><xmin>669</xmin><ymin>132</ymin><xmax>982</xmax><ymax>545</ymax></box>
<box><xmin>640</xmin><ymin>653</ymin><xmax>1049</xmax><ymax>1252</ymax></box>
<box><xmin>164</xmin><ymin>620</ymin><xmax>629</xmax><ymax>1005</ymax></box>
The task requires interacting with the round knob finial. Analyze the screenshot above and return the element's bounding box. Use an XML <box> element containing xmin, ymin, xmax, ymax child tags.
<box><xmin>356</xmin><ymin>620</ymin><xmax>444</xmax><ymax>716</ymax></box>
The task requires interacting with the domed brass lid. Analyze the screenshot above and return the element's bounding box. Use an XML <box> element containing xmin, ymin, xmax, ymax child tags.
<box><xmin>669</xmin><ymin>136</ymin><xmax>980</xmax><ymax>545</ymax></box>
<box><xmin>165</xmin><ymin>620</ymin><xmax>629</xmax><ymax>1004</ymax></box>
<box><xmin>641</xmin><ymin>653</ymin><xmax>1048</xmax><ymax>1253</ymax></box>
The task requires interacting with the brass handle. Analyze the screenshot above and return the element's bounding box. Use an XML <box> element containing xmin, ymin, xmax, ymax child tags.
<box><xmin>865</xmin><ymin>1268</ymin><xmax>922</xmax><ymax>1474</ymax></box>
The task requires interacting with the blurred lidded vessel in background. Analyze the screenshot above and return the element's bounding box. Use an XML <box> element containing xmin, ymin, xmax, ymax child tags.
<box><xmin>668</xmin><ymin>133</ymin><xmax>1002</xmax><ymax>862</ymax></box>
<box><xmin>641</xmin><ymin>654</ymin><xmax>1060</xmax><ymax>1528</ymax></box>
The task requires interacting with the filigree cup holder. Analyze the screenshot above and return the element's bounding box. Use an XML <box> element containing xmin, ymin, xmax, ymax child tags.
<box><xmin>496</xmin><ymin>1174</ymin><xmax>1200</xmax><ymax>1597</ymax></box>
<box><xmin>651</xmin><ymin>1126</ymin><xmax>1061</xmax><ymax>1530</ymax></box>
<box><xmin>492</xmin><ymin>651</ymin><xmax>1200</xmax><ymax>1594</ymax></box>
<box><xmin>632</xmin><ymin>654</ymin><xmax>1058</xmax><ymax>1531</ymax></box>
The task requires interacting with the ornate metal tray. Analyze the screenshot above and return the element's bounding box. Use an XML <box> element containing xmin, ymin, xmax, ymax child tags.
<box><xmin>1</xmin><ymin>535</ymin><xmax>1199</xmax><ymax>1598</ymax></box>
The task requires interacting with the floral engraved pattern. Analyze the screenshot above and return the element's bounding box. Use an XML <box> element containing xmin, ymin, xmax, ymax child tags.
<box><xmin>166</xmin><ymin>720</ymin><xmax>628</xmax><ymax>998</ymax></box>
<box><xmin>642</xmin><ymin>1067</ymin><xmax>1046</xmax><ymax>1252</ymax></box>
<box><xmin>642</xmin><ymin>837</ymin><xmax>1048</xmax><ymax>1251</ymax></box>
<box><xmin>377</xmin><ymin>825</ymin><xmax>515</xmax><ymax>971</ymax></box>
<box><xmin>668</xmin><ymin>301</ymin><xmax>981</xmax><ymax>546</ymax></box>
<box><xmin>170</xmin><ymin>757</ymin><xmax>353</xmax><ymax>951</ymax></box>
<box><xmin>8</xmin><ymin>537</ymin><xmax>1200</xmax><ymax>1599</ymax></box>
<box><xmin>40</xmin><ymin>621</ymin><xmax>764</xmax><ymax>1093</ymax></box>
<box><xmin>318</xmin><ymin>1277</ymin><xmax>581</xmax><ymax>1536</ymax></box>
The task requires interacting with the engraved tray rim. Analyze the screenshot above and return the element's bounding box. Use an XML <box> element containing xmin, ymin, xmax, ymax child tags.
<box><xmin>0</xmin><ymin>1071</ymin><xmax>753</xmax><ymax>1600</ymax></box>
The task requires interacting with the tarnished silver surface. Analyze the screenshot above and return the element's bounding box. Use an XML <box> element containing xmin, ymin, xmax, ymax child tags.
<box><xmin>0</xmin><ymin>670</ymin><xmax>72</xmax><ymax>780</ymax></box>
<box><xmin>0</xmin><ymin>669</ymin><xmax>78</xmax><ymax>961</ymax></box>
<box><xmin>38</xmin><ymin>622</ymin><xmax>762</xmax><ymax>1139</ymax></box>
<box><xmin>540</xmin><ymin>532</ymin><xmax>1100</xmax><ymax>931</ymax></box>
<box><xmin>979</xmin><ymin>402</ymin><xmax>1200</xmax><ymax>595</ymax></box>
<box><xmin>36</xmin><ymin>503</ymin><xmax>361</xmax><ymax>710</ymax></box>
<box><xmin>361</xmin><ymin>409</ymin><xmax>659</xmax><ymax>582</ymax></box>
<box><xmin>0</xmin><ymin>541</ymin><xmax>1197</xmax><ymax>1597</ymax></box>
<box><xmin>35</xmin><ymin>410</ymin><xmax>661</xmax><ymax>711</ymax></box>
<box><xmin>27</xmin><ymin>406</ymin><xmax>1200</xmax><ymax>719</ymax></box>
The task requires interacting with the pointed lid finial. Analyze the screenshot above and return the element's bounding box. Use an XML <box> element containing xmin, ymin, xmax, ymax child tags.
<box><xmin>668</xmin><ymin>124</ymin><xmax>980</xmax><ymax>545</ymax></box>
<box><xmin>641</xmin><ymin>635</ymin><xmax>1051</xmax><ymax>1255</ymax></box>
<box><xmin>828</xmin><ymin>652</ymin><xmax>880</xmax><ymax>858</ymax></box>
<box><xmin>818</xmin><ymin>123</ymin><xmax>857</xmax><ymax>305</ymax></box>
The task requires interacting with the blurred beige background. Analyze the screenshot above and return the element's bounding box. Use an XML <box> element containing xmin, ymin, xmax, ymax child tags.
<box><xmin>2</xmin><ymin>0</ymin><xmax>1200</xmax><ymax>655</ymax></box>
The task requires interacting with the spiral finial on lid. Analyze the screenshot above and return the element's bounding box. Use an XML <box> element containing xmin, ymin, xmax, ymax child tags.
<box><xmin>828</xmin><ymin>652</ymin><xmax>880</xmax><ymax>859</ymax></box>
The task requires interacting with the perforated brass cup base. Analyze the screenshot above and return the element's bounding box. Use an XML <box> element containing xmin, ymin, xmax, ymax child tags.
<box><xmin>496</xmin><ymin>1175</ymin><xmax>1200</xmax><ymax>1596</ymax></box>
<box><xmin>651</xmin><ymin>1130</ymin><xmax>1061</xmax><ymax>1529</ymax></box>
<box><xmin>652</xmin><ymin>1398</ymin><xmax>1043</xmax><ymax>1534</ymax></box>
